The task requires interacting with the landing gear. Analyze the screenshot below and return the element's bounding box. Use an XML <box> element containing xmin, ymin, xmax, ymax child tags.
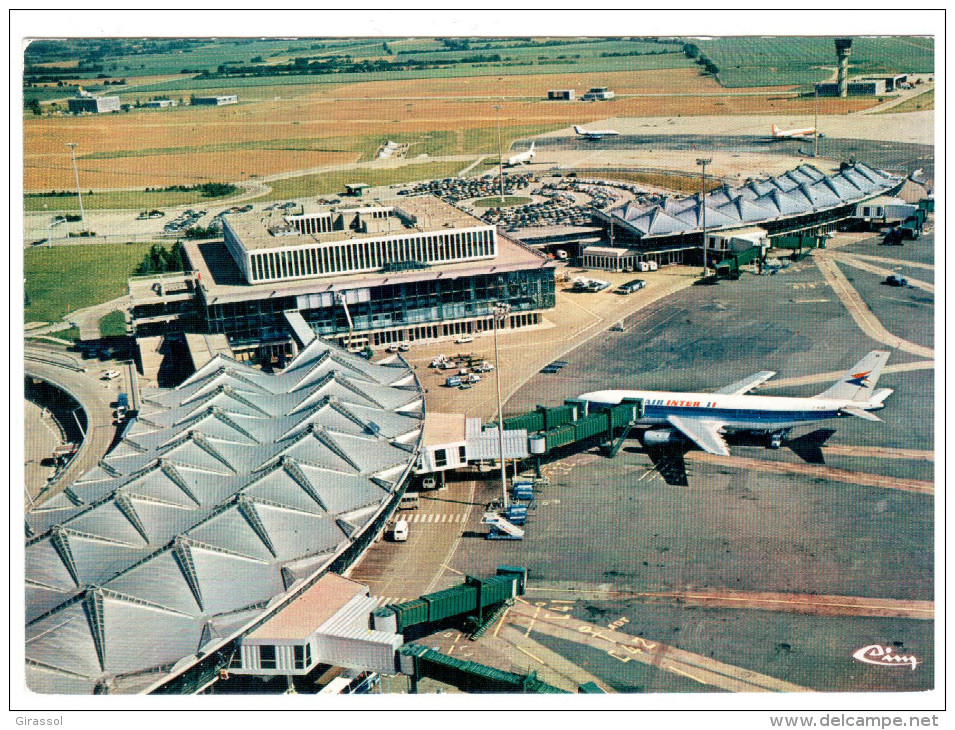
<box><xmin>767</xmin><ymin>429</ymin><xmax>792</xmax><ymax>449</ymax></box>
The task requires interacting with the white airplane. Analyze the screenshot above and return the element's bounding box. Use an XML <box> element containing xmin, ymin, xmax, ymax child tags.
<box><xmin>578</xmin><ymin>351</ymin><xmax>892</xmax><ymax>455</ymax></box>
<box><xmin>504</xmin><ymin>142</ymin><xmax>535</xmax><ymax>167</ymax></box>
<box><xmin>574</xmin><ymin>125</ymin><xmax>619</xmax><ymax>140</ymax></box>
<box><xmin>770</xmin><ymin>124</ymin><xmax>820</xmax><ymax>140</ymax></box>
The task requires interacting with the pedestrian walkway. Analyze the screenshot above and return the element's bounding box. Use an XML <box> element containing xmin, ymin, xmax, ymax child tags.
<box><xmin>400</xmin><ymin>512</ymin><xmax>470</xmax><ymax>524</ymax></box>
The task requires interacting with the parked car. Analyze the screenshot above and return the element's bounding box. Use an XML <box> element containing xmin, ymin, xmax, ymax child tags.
<box><xmin>422</xmin><ymin>475</ymin><xmax>437</xmax><ymax>489</ymax></box>
<box><xmin>540</xmin><ymin>364</ymin><xmax>563</xmax><ymax>374</ymax></box>
<box><xmin>884</xmin><ymin>274</ymin><xmax>908</xmax><ymax>287</ymax></box>
<box><xmin>455</xmin><ymin>335</ymin><xmax>474</xmax><ymax>344</ymax></box>
<box><xmin>102</xmin><ymin>370</ymin><xmax>121</xmax><ymax>380</ymax></box>
<box><xmin>398</xmin><ymin>342</ymin><xmax>411</xmax><ymax>352</ymax></box>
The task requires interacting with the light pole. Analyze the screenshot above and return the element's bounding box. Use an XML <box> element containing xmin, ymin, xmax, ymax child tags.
<box><xmin>492</xmin><ymin>302</ymin><xmax>511</xmax><ymax>509</ymax></box>
<box><xmin>66</xmin><ymin>142</ymin><xmax>84</xmax><ymax>224</ymax></box>
<box><xmin>493</xmin><ymin>104</ymin><xmax>504</xmax><ymax>203</ymax></box>
<box><xmin>697</xmin><ymin>157</ymin><xmax>712</xmax><ymax>277</ymax></box>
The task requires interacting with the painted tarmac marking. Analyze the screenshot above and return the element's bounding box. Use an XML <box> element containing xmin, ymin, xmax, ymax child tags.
<box><xmin>517</xmin><ymin>646</ymin><xmax>546</xmax><ymax>664</ymax></box>
<box><xmin>493</xmin><ymin>607</ymin><xmax>511</xmax><ymax>638</ymax></box>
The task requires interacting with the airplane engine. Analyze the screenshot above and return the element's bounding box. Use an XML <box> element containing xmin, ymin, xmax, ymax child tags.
<box><xmin>640</xmin><ymin>428</ymin><xmax>684</xmax><ymax>447</ymax></box>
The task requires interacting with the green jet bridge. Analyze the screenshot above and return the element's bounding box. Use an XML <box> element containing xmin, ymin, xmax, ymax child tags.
<box><xmin>488</xmin><ymin>398</ymin><xmax>644</xmax><ymax>468</ymax></box>
<box><xmin>375</xmin><ymin>566</ymin><xmax>569</xmax><ymax>693</ymax></box>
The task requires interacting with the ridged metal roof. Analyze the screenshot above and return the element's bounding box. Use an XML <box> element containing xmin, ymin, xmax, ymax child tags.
<box><xmin>25</xmin><ymin>339</ymin><xmax>423</xmax><ymax>694</ymax></box>
<box><xmin>614</xmin><ymin>163</ymin><xmax>901</xmax><ymax>239</ymax></box>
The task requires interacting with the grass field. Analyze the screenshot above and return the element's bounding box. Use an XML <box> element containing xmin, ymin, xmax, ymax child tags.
<box><xmin>471</xmin><ymin>196</ymin><xmax>533</xmax><ymax>208</ymax></box>
<box><xmin>876</xmin><ymin>87</ymin><xmax>934</xmax><ymax>114</ymax></box>
<box><xmin>695</xmin><ymin>36</ymin><xmax>934</xmax><ymax>89</ymax></box>
<box><xmin>253</xmin><ymin>160</ymin><xmax>467</xmax><ymax>201</ymax></box>
<box><xmin>25</xmin><ymin>189</ymin><xmax>228</xmax><ymax>212</ymax></box>
<box><xmin>24</xmin><ymin>243</ymin><xmax>151</xmax><ymax>323</ymax></box>
<box><xmin>99</xmin><ymin>310</ymin><xmax>128</xmax><ymax>337</ymax></box>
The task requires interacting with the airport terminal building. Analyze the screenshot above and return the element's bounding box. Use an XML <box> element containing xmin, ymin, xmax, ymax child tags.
<box><xmin>590</xmin><ymin>163</ymin><xmax>904</xmax><ymax>266</ymax></box>
<box><xmin>131</xmin><ymin>197</ymin><xmax>556</xmax><ymax>363</ymax></box>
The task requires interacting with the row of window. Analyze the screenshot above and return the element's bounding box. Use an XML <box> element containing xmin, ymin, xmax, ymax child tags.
<box><xmin>248</xmin><ymin>229</ymin><xmax>496</xmax><ymax>283</ymax></box>
<box><xmin>255</xmin><ymin>643</ymin><xmax>312</xmax><ymax>670</ymax></box>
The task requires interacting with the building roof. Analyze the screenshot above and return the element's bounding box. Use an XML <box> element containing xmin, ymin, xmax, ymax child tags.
<box><xmin>423</xmin><ymin>412</ymin><xmax>468</xmax><ymax>446</ymax></box>
<box><xmin>227</xmin><ymin>196</ymin><xmax>489</xmax><ymax>252</ymax></box>
<box><xmin>24</xmin><ymin>338</ymin><xmax>424</xmax><ymax>694</ymax></box>
<box><xmin>184</xmin><ymin>234</ymin><xmax>552</xmax><ymax>306</ymax></box>
<box><xmin>244</xmin><ymin>573</ymin><xmax>367</xmax><ymax>641</ymax></box>
<box><xmin>607</xmin><ymin>163</ymin><xmax>902</xmax><ymax>240</ymax></box>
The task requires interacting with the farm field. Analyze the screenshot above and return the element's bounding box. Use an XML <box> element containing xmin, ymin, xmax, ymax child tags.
<box><xmin>24</xmin><ymin>68</ymin><xmax>875</xmax><ymax>191</ymax></box>
<box><xmin>23</xmin><ymin>242</ymin><xmax>151</xmax><ymax>323</ymax></box>
<box><xmin>696</xmin><ymin>36</ymin><xmax>934</xmax><ymax>89</ymax></box>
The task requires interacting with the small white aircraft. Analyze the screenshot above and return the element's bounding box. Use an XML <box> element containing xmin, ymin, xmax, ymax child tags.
<box><xmin>573</xmin><ymin>125</ymin><xmax>619</xmax><ymax>140</ymax></box>
<box><xmin>770</xmin><ymin>124</ymin><xmax>820</xmax><ymax>140</ymax></box>
<box><xmin>578</xmin><ymin>351</ymin><xmax>892</xmax><ymax>455</ymax></box>
<box><xmin>504</xmin><ymin>142</ymin><xmax>535</xmax><ymax>167</ymax></box>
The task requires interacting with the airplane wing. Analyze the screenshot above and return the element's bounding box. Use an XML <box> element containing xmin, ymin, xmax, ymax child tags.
<box><xmin>666</xmin><ymin>415</ymin><xmax>730</xmax><ymax>456</ymax></box>
<box><xmin>713</xmin><ymin>370</ymin><xmax>776</xmax><ymax>395</ymax></box>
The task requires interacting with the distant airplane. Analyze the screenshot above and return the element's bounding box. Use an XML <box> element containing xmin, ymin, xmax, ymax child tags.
<box><xmin>770</xmin><ymin>124</ymin><xmax>821</xmax><ymax>140</ymax></box>
<box><xmin>573</xmin><ymin>125</ymin><xmax>619</xmax><ymax>140</ymax></box>
<box><xmin>577</xmin><ymin>351</ymin><xmax>892</xmax><ymax>456</ymax></box>
<box><xmin>504</xmin><ymin>142</ymin><xmax>535</xmax><ymax>167</ymax></box>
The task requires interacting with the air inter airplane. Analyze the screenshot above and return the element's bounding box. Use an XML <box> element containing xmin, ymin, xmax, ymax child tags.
<box><xmin>574</xmin><ymin>125</ymin><xmax>619</xmax><ymax>140</ymax></box>
<box><xmin>770</xmin><ymin>123</ymin><xmax>821</xmax><ymax>140</ymax></box>
<box><xmin>577</xmin><ymin>351</ymin><xmax>892</xmax><ymax>455</ymax></box>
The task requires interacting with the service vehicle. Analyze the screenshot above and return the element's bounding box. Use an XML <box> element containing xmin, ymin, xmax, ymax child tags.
<box><xmin>102</xmin><ymin>370</ymin><xmax>121</xmax><ymax>380</ymax></box>
<box><xmin>398</xmin><ymin>493</ymin><xmax>420</xmax><ymax>510</ymax></box>
<box><xmin>392</xmin><ymin>520</ymin><xmax>409</xmax><ymax>542</ymax></box>
<box><xmin>616</xmin><ymin>279</ymin><xmax>646</xmax><ymax>294</ymax></box>
<box><xmin>455</xmin><ymin>335</ymin><xmax>474</xmax><ymax>344</ymax></box>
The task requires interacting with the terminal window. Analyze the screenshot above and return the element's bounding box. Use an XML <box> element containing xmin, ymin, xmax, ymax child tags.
<box><xmin>259</xmin><ymin>645</ymin><xmax>276</xmax><ymax>669</ymax></box>
<box><xmin>434</xmin><ymin>449</ymin><xmax>448</xmax><ymax>468</ymax></box>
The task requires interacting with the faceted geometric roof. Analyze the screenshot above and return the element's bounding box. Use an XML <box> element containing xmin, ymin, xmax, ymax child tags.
<box><xmin>25</xmin><ymin>338</ymin><xmax>423</xmax><ymax>694</ymax></box>
<box><xmin>611</xmin><ymin>163</ymin><xmax>902</xmax><ymax>239</ymax></box>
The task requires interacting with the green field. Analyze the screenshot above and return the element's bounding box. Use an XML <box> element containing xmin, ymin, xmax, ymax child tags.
<box><xmin>24</xmin><ymin>242</ymin><xmax>151</xmax><ymax>323</ymax></box>
<box><xmin>254</xmin><ymin>161</ymin><xmax>466</xmax><ymax>202</ymax></box>
<box><xmin>25</xmin><ymin>189</ymin><xmax>224</xmax><ymax>212</ymax></box>
<box><xmin>99</xmin><ymin>310</ymin><xmax>128</xmax><ymax>337</ymax></box>
<box><xmin>472</xmin><ymin>196</ymin><xmax>533</xmax><ymax>208</ymax></box>
<box><xmin>876</xmin><ymin>87</ymin><xmax>934</xmax><ymax>113</ymax></box>
<box><xmin>695</xmin><ymin>36</ymin><xmax>934</xmax><ymax>89</ymax></box>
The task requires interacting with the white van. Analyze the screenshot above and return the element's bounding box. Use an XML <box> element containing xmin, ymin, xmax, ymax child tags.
<box><xmin>393</xmin><ymin>519</ymin><xmax>409</xmax><ymax>542</ymax></box>
<box><xmin>634</xmin><ymin>261</ymin><xmax>650</xmax><ymax>272</ymax></box>
<box><xmin>648</xmin><ymin>261</ymin><xmax>659</xmax><ymax>271</ymax></box>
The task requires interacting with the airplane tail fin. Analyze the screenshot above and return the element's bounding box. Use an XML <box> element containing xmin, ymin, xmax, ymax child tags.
<box><xmin>814</xmin><ymin>351</ymin><xmax>891</xmax><ymax>402</ymax></box>
<box><xmin>529</xmin><ymin>142</ymin><xmax>535</xmax><ymax>152</ymax></box>
<box><xmin>771</xmin><ymin>124</ymin><xmax>779</xmax><ymax>135</ymax></box>
<box><xmin>574</xmin><ymin>126</ymin><xmax>583</xmax><ymax>135</ymax></box>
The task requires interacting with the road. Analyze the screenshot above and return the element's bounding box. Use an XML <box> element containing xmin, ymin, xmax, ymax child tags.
<box><xmin>24</xmin><ymin>352</ymin><xmax>119</xmax><ymax>509</ymax></box>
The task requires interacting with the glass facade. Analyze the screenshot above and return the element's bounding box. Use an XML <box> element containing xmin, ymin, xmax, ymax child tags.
<box><xmin>201</xmin><ymin>268</ymin><xmax>555</xmax><ymax>348</ymax></box>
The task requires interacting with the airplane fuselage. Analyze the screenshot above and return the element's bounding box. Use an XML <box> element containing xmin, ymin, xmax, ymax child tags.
<box><xmin>580</xmin><ymin>389</ymin><xmax>854</xmax><ymax>432</ymax></box>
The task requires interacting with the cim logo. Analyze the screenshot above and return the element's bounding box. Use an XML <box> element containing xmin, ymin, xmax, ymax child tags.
<box><xmin>845</xmin><ymin>370</ymin><xmax>872</xmax><ymax>388</ymax></box>
<box><xmin>852</xmin><ymin>644</ymin><xmax>919</xmax><ymax>670</ymax></box>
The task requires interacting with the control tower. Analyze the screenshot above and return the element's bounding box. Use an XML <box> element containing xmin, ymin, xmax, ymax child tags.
<box><xmin>835</xmin><ymin>38</ymin><xmax>853</xmax><ymax>98</ymax></box>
